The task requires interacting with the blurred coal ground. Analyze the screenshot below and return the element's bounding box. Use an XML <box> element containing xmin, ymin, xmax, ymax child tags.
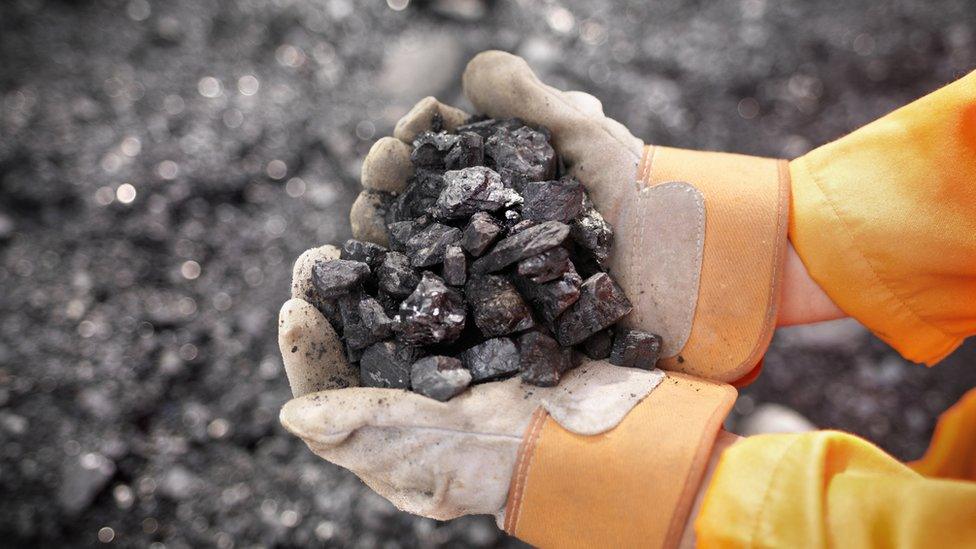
<box><xmin>2</xmin><ymin>0</ymin><xmax>975</xmax><ymax>546</ymax></box>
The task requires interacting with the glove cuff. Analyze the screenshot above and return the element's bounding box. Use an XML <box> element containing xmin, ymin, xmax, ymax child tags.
<box><xmin>640</xmin><ymin>146</ymin><xmax>791</xmax><ymax>384</ymax></box>
<box><xmin>502</xmin><ymin>372</ymin><xmax>736</xmax><ymax>548</ymax></box>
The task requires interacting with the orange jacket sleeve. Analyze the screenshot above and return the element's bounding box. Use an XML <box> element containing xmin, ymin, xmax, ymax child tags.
<box><xmin>697</xmin><ymin>389</ymin><xmax>976</xmax><ymax>547</ymax></box>
<box><xmin>697</xmin><ymin>73</ymin><xmax>976</xmax><ymax>547</ymax></box>
<box><xmin>789</xmin><ymin>70</ymin><xmax>976</xmax><ymax>365</ymax></box>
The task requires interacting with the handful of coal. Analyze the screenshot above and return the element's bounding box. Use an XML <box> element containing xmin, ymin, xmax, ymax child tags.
<box><xmin>306</xmin><ymin>116</ymin><xmax>662</xmax><ymax>401</ymax></box>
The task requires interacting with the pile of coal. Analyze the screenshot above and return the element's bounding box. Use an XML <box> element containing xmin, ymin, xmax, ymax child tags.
<box><xmin>305</xmin><ymin>117</ymin><xmax>662</xmax><ymax>400</ymax></box>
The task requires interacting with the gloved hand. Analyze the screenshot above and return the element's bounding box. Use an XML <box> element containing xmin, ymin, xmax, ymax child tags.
<box><xmin>278</xmin><ymin>96</ymin><xmax>667</xmax><ymax>522</ymax></box>
<box><xmin>279</xmin><ymin>86</ymin><xmax>738</xmax><ymax>547</ymax></box>
<box><xmin>348</xmin><ymin>51</ymin><xmax>792</xmax><ymax>383</ymax></box>
<box><xmin>279</xmin><ymin>293</ymin><xmax>731</xmax><ymax>547</ymax></box>
<box><xmin>279</xmin><ymin>343</ymin><xmax>664</xmax><ymax>522</ymax></box>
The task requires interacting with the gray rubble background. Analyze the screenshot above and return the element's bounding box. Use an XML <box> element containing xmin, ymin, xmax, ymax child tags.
<box><xmin>2</xmin><ymin>0</ymin><xmax>976</xmax><ymax>546</ymax></box>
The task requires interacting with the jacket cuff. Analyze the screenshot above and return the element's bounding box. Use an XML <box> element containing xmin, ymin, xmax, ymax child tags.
<box><xmin>789</xmin><ymin>156</ymin><xmax>962</xmax><ymax>365</ymax></box>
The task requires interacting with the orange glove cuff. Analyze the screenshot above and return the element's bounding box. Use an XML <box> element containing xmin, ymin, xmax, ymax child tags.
<box><xmin>503</xmin><ymin>372</ymin><xmax>736</xmax><ymax>548</ymax></box>
<box><xmin>638</xmin><ymin>146</ymin><xmax>791</xmax><ymax>384</ymax></box>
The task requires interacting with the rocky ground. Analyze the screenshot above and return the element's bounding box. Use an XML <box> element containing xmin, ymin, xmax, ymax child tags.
<box><xmin>2</xmin><ymin>0</ymin><xmax>975</xmax><ymax>546</ymax></box>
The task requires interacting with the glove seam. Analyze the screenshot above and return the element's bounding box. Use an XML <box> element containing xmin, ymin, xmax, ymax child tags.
<box><xmin>664</xmin><ymin>382</ymin><xmax>738</xmax><ymax>547</ymax></box>
<box><xmin>639</xmin><ymin>141</ymin><xmax>659</xmax><ymax>181</ymax></box>
<box><xmin>732</xmin><ymin>158</ymin><xmax>791</xmax><ymax>380</ymax></box>
<box><xmin>632</xmin><ymin>148</ymin><xmax>706</xmax><ymax>357</ymax></box>
<box><xmin>505</xmin><ymin>406</ymin><xmax>548</xmax><ymax>534</ymax></box>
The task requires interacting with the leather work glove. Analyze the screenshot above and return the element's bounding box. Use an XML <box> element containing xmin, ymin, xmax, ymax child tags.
<box><xmin>279</xmin><ymin>96</ymin><xmax>666</xmax><ymax>522</ymax></box>
<box><xmin>348</xmin><ymin>51</ymin><xmax>791</xmax><ymax>384</ymax></box>
<box><xmin>279</xmin><ymin>290</ymin><xmax>732</xmax><ymax>547</ymax></box>
<box><xmin>279</xmin><ymin>72</ymin><xmax>740</xmax><ymax>546</ymax></box>
<box><xmin>279</xmin><ymin>336</ymin><xmax>665</xmax><ymax>522</ymax></box>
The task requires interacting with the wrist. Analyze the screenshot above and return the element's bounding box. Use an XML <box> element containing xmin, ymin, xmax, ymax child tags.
<box><xmin>777</xmin><ymin>241</ymin><xmax>846</xmax><ymax>326</ymax></box>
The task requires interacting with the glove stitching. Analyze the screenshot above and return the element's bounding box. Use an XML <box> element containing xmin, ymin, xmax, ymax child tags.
<box><xmin>730</xmin><ymin>158</ymin><xmax>790</xmax><ymax>379</ymax></box>
<box><xmin>631</xmin><ymin>189</ymin><xmax>647</xmax><ymax>329</ymax></box>
<box><xmin>641</xmin><ymin>142</ymin><xmax>659</xmax><ymax>181</ymax></box>
<box><xmin>507</xmin><ymin>407</ymin><xmax>548</xmax><ymax>534</ymax></box>
<box><xmin>629</xmin><ymin>150</ymin><xmax>706</xmax><ymax>356</ymax></box>
<box><xmin>630</xmin><ymin>146</ymin><xmax>652</xmax><ymax>332</ymax></box>
<box><xmin>657</xmin><ymin>181</ymin><xmax>705</xmax><ymax>356</ymax></box>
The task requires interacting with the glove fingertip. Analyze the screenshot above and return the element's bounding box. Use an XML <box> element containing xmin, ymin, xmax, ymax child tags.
<box><xmin>462</xmin><ymin>50</ymin><xmax>537</xmax><ymax>118</ymax></box>
<box><xmin>362</xmin><ymin>137</ymin><xmax>413</xmax><ymax>193</ymax></box>
<box><xmin>279</xmin><ymin>397</ymin><xmax>355</xmax><ymax>446</ymax></box>
<box><xmin>291</xmin><ymin>244</ymin><xmax>341</xmax><ymax>300</ymax></box>
<box><xmin>393</xmin><ymin>96</ymin><xmax>469</xmax><ymax>143</ymax></box>
<box><xmin>278</xmin><ymin>298</ymin><xmax>357</xmax><ymax>397</ymax></box>
<box><xmin>350</xmin><ymin>190</ymin><xmax>391</xmax><ymax>246</ymax></box>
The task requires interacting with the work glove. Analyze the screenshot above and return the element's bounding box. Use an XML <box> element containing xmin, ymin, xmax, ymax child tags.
<box><xmin>279</xmin><ymin>290</ymin><xmax>732</xmax><ymax>547</ymax></box>
<box><xmin>349</xmin><ymin>51</ymin><xmax>791</xmax><ymax>384</ymax></box>
<box><xmin>279</xmin><ymin>332</ymin><xmax>664</xmax><ymax>521</ymax></box>
<box><xmin>279</xmin><ymin>74</ymin><xmax>739</xmax><ymax>546</ymax></box>
<box><xmin>280</xmin><ymin>239</ymin><xmax>663</xmax><ymax>522</ymax></box>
